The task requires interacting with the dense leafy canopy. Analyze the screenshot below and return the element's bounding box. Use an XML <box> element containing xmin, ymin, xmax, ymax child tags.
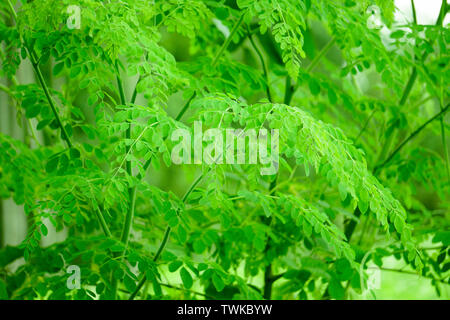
<box><xmin>0</xmin><ymin>0</ymin><xmax>448</xmax><ymax>300</ymax></box>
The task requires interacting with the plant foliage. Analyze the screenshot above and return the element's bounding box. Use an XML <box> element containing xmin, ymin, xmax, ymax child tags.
<box><xmin>0</xmin><ymin>0</ymin><xmax>449</xmax><ymax>300</ymax></box>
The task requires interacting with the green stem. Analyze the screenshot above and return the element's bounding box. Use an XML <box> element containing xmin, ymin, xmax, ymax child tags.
<box><xmin>0</xmin><ymin>200</ymin><xmax>3</xmax><ymax>248</ymax></box>
<box><xmin>129</xmin><ymin>173</ymin><xmax>204</xmax><ymax>300</ymax></box>
<box><xmin>342</xmin><ymin>1</ymin><xmax>448</xmax><ymax>258</ymax></box>
<box><xmin>439</xmin><ymin>97</ymin><xmax>450</xmax><ymax>185</ymax></box>
<box><xmin>27</xmin><ymin>119</ymin><xmax>41</xmax><ymax>147</ymax></box>
<box><xmin>211</xmin><ymin>13</ymin><xmax>245</xmax><ymax>67</ymax></box>
<box><xmin>336</xmin><ymin>19</ymin><xmax>427</xmax><ymax>296</ymax></box>
<box><xmin>129</xmin><ymin>273</ymin><xmax>146</xmax><ymax>300</ymax></box>
<box><xmin>121</xmin><ymin>187</ymin><xmax>137</xmax><ymax>245</ymax></box>
<box><xmin>379</xmin><ymin>267</ymin><xmax>447</xmax><ymax>285</ymax></box>
<box><xmin>115</xmin><ymin>64</ymin><xmax>134</xmax><ymax>245</ymax></box>
<box><xmin>436</xmin><ymin>0</ymin><xmax>447</xmax><ymax>25</ymax></box>
<box><xmin>248</xmin><ymin>31</ymin><xmax>272</xmax><ymax>102</ymax></box>
<box><xmin>30</xmin><ymin>51</ymin><xmax>73</xmax><ymax>148</ymax></box>
<box><xmin>375</xmin><ymin>104</ymin><xmax>450</xmax><ymax>173</ymax></box>
<box><xmin>6</xmin><ymin>0</ymin><xmax>17</xmax><ymax>20</ymax></box>
<box><xmin>283</xmin><ymin>76</ymin><xmax>294</xmax><ymax>105</ymax></box>
<box><xmin>152</xmin><ymin>225</ymin><xmax>171</xmax><ymax>263</ymax></box>
<box><xmin>0</xmin><ymin>83</ymin><xmax>40</xmax><ymax>146</ymax></box>
<box><xmin>376</xmin><ymin>67</ymin><xmax>417</xmax><ymax>166</ymax></box>
<box><xmin>261</xmin><ymin>43</ymin><xmax>298</xmax><ymax>297</ymax></box>
<box><xmin>7</xmin><ymin>1</ymin><xmax>72</xmax><ymax>148</ymax></box>
<box><xmin>357</xmin><ymin>215</ymin><xmax>370</xmax><ymax>246</ymax></box>
<box><xmin>290</xmin><ymin>36</ymin><xmax>336</xmax><ymax>99</ymax></box>
<box><xmin>346</xmin><ymin>105</ymin><xmax>450</xmax><ymax>242</ymax></box>
<box><xmin>375</xmin><ymin>0</ymin><xmax>446</xmax><ymax>170</ymax></box>
<box><xmin>181</xmin><ymin>173</ymin><xmax>204</xmax><ymax>203</ymax></box>
<box><xmin>355</xmin><ymin>109</ymin><xmax>377</xmax><ymax>143</ymax></box>
<box><xmin>95</xmin><ymin>206</ymin><xmax>112</xmax><ymax>238</ymax></box>
<box><xmin>411</xmin><ymin>0</ymin><xmax>417</xmax><ymax>24</ymax></box>
<box><xmin>130</xmin><ymin>76</ymin><xmax>141</xmax><ymax>105</ymax></box>
<box><xmin>175</xmin><ymin>91</ymin><xmax>197</xmax><ymax>121</ymax></box>
<box><xmin>306</xmin><ymin>37</ymin><xmax>336</xmax><ymax>73</ymax></box>
<box><xmin>438</xmin><ymin>0</ymin><xmax>450</xmax><ymax>183</ymax></box>
<box><xmin>0</xmin><ymin>83</ymin><xmax>12</xmax><ymax>96</ymax></box>
<box><xmin>112</xmin><ymin>61</ymin><xmax>134</xmax><ymax>299</ymax></box>
<box><xmin>262</xmin><ymin>177</ymin><xmax>277</xmax><ymax>300</ymax></box>
<box><xmin>159</xmin><ymin>282</ymin><xmax>215</xmax><ymax>299</ymax></box>
<box><xmin>263</xmin><ymin>262</ymin><xmax>273</xmax><ymax>299</ymax></box>
<box><xmin>116</xmin><ymin>63</ymin><xmax>127</xmax><ymax>106</ymax></box>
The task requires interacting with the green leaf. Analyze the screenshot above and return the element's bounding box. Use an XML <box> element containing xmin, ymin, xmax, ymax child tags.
<box><xmin>212</xmin><ymin>273</ymin><xmax>225</xmax><ymax>292</ymax></box>
<box><xmin>124</xmin><ymin>275</ymin><xmax>137</xmax><ymax>292</ymax></box>
<box><xmin>193</xmin><ymin>239</ymin><xmax>205</xmax><ymax>253</ymax></box>
<box><xmin>45</xmin><ymin>156</ymin><xmax>59</xmax><ymax>173</ymax></box>
<box><xmin>338</xmin><ymin>182</ymin><xmax>347</xmax><ymax>201</ymax></box>
<box><xmin>40</xmin><ymin>224</ymin><xmax>48</xmax><ymax>236</ymax></box>
<box><xmin>180</xmin><ymin>267</ymin><xmax>193</xmax><ymax>289</ymax></box>
<box><xmin>328</xmin><ymin>279</ymin><xmax>344</xmax><ymax>300</ymax></box>
<box><xmin>308</xmin><ymin>78</ymin><xmax>320</xmax><ymax>95</ymax></box>
<box><xmin>113</xmin><ymin>267</ymin><xmax>125</xmax><ymax>280</ymax></box>
<box><xmin>390</xmin><ymin>30</ymin><xmax>405</xmax><ymax>39</ymax></box>
<box><xmin>432</xmin><ymin>231</ymin><xmax>450</xmax><ymax>246</ymax></box>
<box><xmin>168</xmin><ymin>260</ymin><xmax>183</xmax><ymax>272</ymax></box>
<box><xmin>394</xmin><ymin>216</ymin><xmax>404</xmax><ymax>233</ymax></box>
<box><xmin>328</xmin><ymin>88</ymin><xmax>337</xmax><ymax>105</ymax></box>
<box><xmin>25</xmin><ymin>104</ymin><xmax>41</xmax><ymax>118</ymax></box>
<box><xmin>70</xmin><ymin>147</ymin><xmax>81</xmax><ymax>159</ymax></box>
<box><xmin>335</xmin><ymin>258</ymin><xmax>353</xmax><ymax>281</ymax></box>
<box><xmin>79</xmin><ymin>79</ymin><xmax>90</xmax><ymax>89</ymax></box>
<box><xmin>70</xmin><ymin>66</ymin><xmax>81</xmax><ymax>78</ymax></box>
<box><xmin>37</xmin><ymin>119</ymin><xmax>52</xmax><ymax>130</ymax></box>
<box><xmin>0</xmin><ymin>279</ymin><xmax>8</xmax><ymax>299</ymax></box>
<box><xmin>53</xmin><ymin>62</ymin><xmax>65</xmax><ymax>76</ymax></box>
<box><xmin>114</xmin><ymin>111</ymin><xmax>129</xmax><ymax>123</ymax></box>
<box><xmin>63</xmin><ymin>213</ymin><xmax>72</xmax><ymax>224</ymax></box>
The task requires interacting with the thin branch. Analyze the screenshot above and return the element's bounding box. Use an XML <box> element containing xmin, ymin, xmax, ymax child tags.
<box><xmin>375</xmin><ymin>0</ymin><xmax>445</xmax><ymax>170</ymax></box>
<box><xmin>129</xmin><ymin>173</ymin><xmax>205</xmax><ymax>300</ymax></box>
<box><xmin>30</xmin><ymin>51</ymin><xmax>73</xmax><ymax>148</ymax></box>
<box><xmin>130</xmin><ymin>76</ymin><xmax>141</xmax><ymax>105</ymax></box>
<box><xmin>262</xmin><ymin>36</ymin><xmax>337</xmax><ymax>300</ymax></box>
<box><xmin>0</xmin><ymin>83</ymin><xmax>12</xmax><ymax>96</ymax></box>
<box><xmin>411</xmin><ymin>0</ymin><xmax>417</xmax><ymax>25</ymax></box>
<box><xmin>438</xmin><ymin>0</ymin><xmax>450</xmax><ymax>182</ymax></box>
<box><xmin>376</xmin><ymin>67</ymin><xmax>417</xmax><ymax>165</ymax></box>
<box><xmin>289</xmin><ymin>36</ymin><xmax>336</xmax><ymax>102</ymax></box>
<box><xmin>112</xmin><ymin>60</ymin><xmax>137</xmax><ymax>299</ymax></box>
<box><xmin>6</xmin><ymin>0</ymin><xmax>17</xmax><ymax>20</ymax></box>
<box><xmin>175</xmin><ymin>91</ymin><xmax>197</xmax><ymax>121</ymax></box>
<box><xmin>115</xmin><ymin>62</ymin><xmax>127</xmax><ymax>106</ymax></box>
<box><xmin>159</xmin><ymin>282</ymin><xmax>215</xmax><ymax>299</ymax></box>
<box><xmin>379</xmin><ymin>267</ymin><xmax>448</xmax><ymax>285</ymax></box>
<box><xmin>95</xmin><ymin>206</ymin><xmax>112</xmax><ymax>238</ymax></box>
<box><xmin>374</xmin><ymin>103</ymin><xmax>450</xmax><ymax>173</ymax></box>
<box><xmin>306</xmin><ymin>37</ymin><xmax>336</xmax><ymax>73</ymax></box>
<box><xmin>248</xmin><ymin>31</ymin><xmax>272</xmax><ymax>102</ymax></box>
<box><xmin>176</xmin><ymin>13</ymin><xmax>245</xmax><ymax>121</ymax></box>
<box><xmin>439</xmin><ymin>85</ymin><xmax>450</xmax><ymax>183</ymax></box>
<box><xmin>355</xmin><ymin>109</ymin><xmax>377</xmax><ymax>143</ymax></box>
<box><xmin>211</xmin><ymin>13</ymin><xmax>245</xmax><ymax>68</ymax></box>
<box><xmin>7</xmin><ymin>0</ymin><xmax>72</xmax><ymax>149</ymax></box>
<box><xmin>124</xmin><ymin>282</ymin><xmax>215</xmax><ymax>300</ymax></box>
<box><xmin>283</xmin><ymin>76</ymin><xmax>294</xmax><ymax>105</ymax></box>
